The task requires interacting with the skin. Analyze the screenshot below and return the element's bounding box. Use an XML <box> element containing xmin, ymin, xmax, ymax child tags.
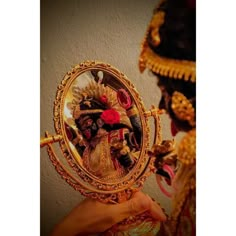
<box><xmin>50</xmin><ymin>192</ymin><xmax>167</xmax><ymax>236</ymax></box>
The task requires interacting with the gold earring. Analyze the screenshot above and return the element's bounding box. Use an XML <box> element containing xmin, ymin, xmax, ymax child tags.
<box><xmin>171</xmin><ymin>91</ymin><xmax>195</xmax><ymax>126</ymax></box>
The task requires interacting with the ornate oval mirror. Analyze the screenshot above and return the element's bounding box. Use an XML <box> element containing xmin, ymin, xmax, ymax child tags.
<box><xmin>41</xmin><ymin>61</ymin><xmax>163</xmax><ymax>204</ymax></box>
<box><xmin>41</xmin><ymin>61</ymin><xmax>163</xmax><ymax>205</ymax></box>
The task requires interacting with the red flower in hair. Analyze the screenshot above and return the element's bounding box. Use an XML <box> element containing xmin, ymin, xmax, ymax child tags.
<box><xmin>99</xmin><ymin>94</ymin><xmax>108</xmax><ymax>104</ymax></box>
<box><xmin>101</xmin><ymin>109</ymin><xmax>120</xmax><ymax>125</ymax></box>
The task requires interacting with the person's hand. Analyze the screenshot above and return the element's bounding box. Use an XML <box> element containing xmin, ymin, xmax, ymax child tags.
<box><xmin>50</xmin><ymin>191</ymin><xmax>167</xmax><ymax>236</ymax></box>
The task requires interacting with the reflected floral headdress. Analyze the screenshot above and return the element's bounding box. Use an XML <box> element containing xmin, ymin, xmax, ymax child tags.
<box><xmin>67</xmin><ymin>80</ymin><xmax>132</xmax><ymax>128</ymax></box>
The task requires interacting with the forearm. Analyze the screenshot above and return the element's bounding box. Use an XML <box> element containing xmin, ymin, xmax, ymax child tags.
<box><xmin>50</xmin><ymin>218</ymin><xmax>82</xmax><ymax>236</ymax></box>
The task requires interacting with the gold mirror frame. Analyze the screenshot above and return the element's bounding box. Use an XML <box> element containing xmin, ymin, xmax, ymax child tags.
<box><xmin>41</xmin><ymin>60</ymin><xmax>162</xmax><ymax>204</ymax></box>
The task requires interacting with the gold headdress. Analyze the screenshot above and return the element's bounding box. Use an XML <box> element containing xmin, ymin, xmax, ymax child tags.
<box><xmin>139</xmin><ymin>1</ymin><xmax>196</xmax><ymax>83</ymax></box>
<box><xmin>67</xmin><ymin>80</ymin><xmax>132</xmax><ymax>129</ymax></box>
<box><xmin>139</xmin><ymin>0</ymin><xmax>196</xmax><ymax>127</ymax></box>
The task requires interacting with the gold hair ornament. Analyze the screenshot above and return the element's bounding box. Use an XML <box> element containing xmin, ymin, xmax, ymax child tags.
<box><xmin>139</xmin><ymin>10</ymin><xmax>196</xmax><ymax>82</ymax></box>
<box><xmin>171</xmin><ymin>91</ymin><xmax>195</xmax><ymax>127</ymax></box>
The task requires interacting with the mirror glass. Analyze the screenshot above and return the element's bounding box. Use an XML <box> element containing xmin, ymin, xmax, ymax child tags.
<box><xmin>63</xmin><ymin>70</ymin><xmax>143</xmax><ymax>182</ymax></box>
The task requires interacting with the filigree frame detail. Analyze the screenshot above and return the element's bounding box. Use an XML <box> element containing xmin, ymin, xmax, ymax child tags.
<box><xmin>52</xmin><ymin>60</ymin><xmax>154</xmax><ymax>203</ymax></box>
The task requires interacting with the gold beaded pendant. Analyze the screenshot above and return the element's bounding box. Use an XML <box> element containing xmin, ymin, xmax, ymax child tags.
<box><xmin>171</xmin><ymin>91</ymin><xmax>195</xmax><ymax>127</ymax></box>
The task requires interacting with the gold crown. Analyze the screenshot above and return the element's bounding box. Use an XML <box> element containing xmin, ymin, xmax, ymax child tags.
<box><xmin>139</xmin><ymin>9</ymin><xmax>196</xmax><ymax>83</ymax></box>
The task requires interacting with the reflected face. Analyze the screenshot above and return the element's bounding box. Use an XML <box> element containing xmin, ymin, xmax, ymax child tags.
<box><xmin>76</xmin><ymin>114</ymin><xmax>102</xmax><ymax>140</ymax></box>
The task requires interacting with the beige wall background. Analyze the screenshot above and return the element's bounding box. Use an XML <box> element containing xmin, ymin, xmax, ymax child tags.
<box><xmin>40</xmin><ymin>0</ymin><xmax>177</xmax><ymax>235</ymax></box>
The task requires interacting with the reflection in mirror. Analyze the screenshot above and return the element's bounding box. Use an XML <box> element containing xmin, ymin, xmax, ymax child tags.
<box><xmin>63</xmin><ymin>70</ymin><xmax>142</xmax><ymax>181</ymax></box>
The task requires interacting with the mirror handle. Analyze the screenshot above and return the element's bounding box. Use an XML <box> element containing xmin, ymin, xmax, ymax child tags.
<box><xmin>40</xmin><ymin>132</ymin><xmax>63</xmax><ymax>148</ymax></box>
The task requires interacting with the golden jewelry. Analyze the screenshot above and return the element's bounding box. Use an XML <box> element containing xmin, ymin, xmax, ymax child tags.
<box><xmin>139</xmin><ymin>7</ymin><xmax>196</xmax><ymax>82</ymax></box>
<box><xmin>149</xmin><ymin>11</ymin><xmax>165</xmax><ymax>47</ymax></box>
<box><xmin>178</xmin><ymin>129</ymin><xmax>196</xmax><ymax>165</ymax></box>
<box><xmin>171</xmin><ymin>91</ymin><xmax>195</xmax><ymax>127</ymax></box>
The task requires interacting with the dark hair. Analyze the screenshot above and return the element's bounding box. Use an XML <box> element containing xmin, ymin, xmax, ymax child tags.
<box><xmin>148</xmin><ymin>0</ymin><xmax>196</xmax><ymax>61</ymax></box>
<box><xmin>157</xmin><ymin>75</ymin><xmax>195</xmax><ymax>99</ymax></box>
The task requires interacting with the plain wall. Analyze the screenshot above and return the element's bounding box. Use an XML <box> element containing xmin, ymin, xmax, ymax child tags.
<box><xmin>40</xmin><ymin>0</ymin><xmax>175</xmax><ymax>235</ymax></box>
